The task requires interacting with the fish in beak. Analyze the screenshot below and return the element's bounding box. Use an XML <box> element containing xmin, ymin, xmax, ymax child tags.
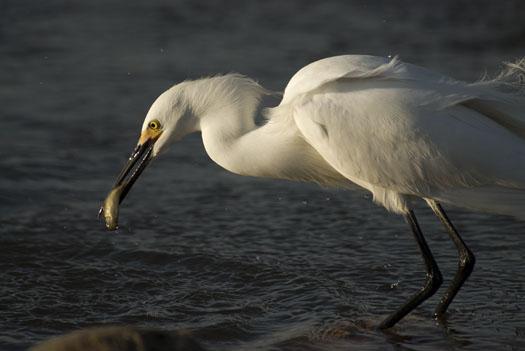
<box><xmin>99</xmin><ymin>129</ymin><xmax>161</xmax><ymax>230</ymax></box>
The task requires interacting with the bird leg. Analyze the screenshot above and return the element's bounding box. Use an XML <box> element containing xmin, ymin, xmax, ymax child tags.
<box><xmin>379</xmin><ymin>210</ymin><xmax>443</xmax><ymax>329</ymax></box>
<box><xmin>427</xmin><ymin>200</ymin><xmax>475</xmax><ymax>317</ymax></box>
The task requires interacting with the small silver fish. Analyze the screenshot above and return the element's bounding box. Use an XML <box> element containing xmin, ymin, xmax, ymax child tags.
<box><xmin>99</xmin><ymin>184</ymin><xmax>125</xmax><ymax>231</ymax></box>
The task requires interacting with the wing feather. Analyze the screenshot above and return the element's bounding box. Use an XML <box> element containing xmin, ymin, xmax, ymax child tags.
<box><xmin>292</xmin><ymin>78</ymin><xmax>525</xmax><ymax>215</ymax></box>
<box><xmin>279</xmin><ymin>55</ymin><xmax>525</xmax><ymax>139</ymax></box>
<box><xmin>265</xmin><ymin>55</ymin><xmax>525</xmax><ymax>216</ymax></box>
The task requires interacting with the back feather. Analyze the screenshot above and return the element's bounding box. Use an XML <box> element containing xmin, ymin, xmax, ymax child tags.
<box><xmin>276</xmin><ymin>55</ymin><xmax>525</xmax><ymax>218</ymax></box>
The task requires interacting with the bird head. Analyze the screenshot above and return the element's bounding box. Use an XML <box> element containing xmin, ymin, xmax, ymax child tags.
<box><xmin>99</xmin><ymin>74</ymin><xmax>263</xmax><ymax>229</ymax></box>
<box><xmin>102</xmin><ymin>84</ymin><xmax>199</xmax><ymax>213</ymax></box>
<box><xmin>142</xmin><ymin>85</ymin><xmax>200</xmax><ymax>157</ymax></box>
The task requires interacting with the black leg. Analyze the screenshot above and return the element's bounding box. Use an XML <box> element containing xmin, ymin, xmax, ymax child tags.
<box><xmin>427</xmin><ymin>200</ymin><xmax>475</xmax><ymax>317</ymax></box>
<box><xmin>379</xmin><ymin>210</ymin><xmax>443</xmax><ymax>329</ymax></box>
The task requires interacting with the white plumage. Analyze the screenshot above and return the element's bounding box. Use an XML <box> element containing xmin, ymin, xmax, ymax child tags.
<box><xmin>144</xmin><ymin>54</ymin><xmax>525</xmax><ymax>218</ymax></box>
<box><xmin>103</xmin><ymin>54</ymin><xmax>525</xmax><ymax>327</ymax></box>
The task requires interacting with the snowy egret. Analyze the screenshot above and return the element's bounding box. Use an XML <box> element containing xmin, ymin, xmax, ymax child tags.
<box><xmin>100</xmin><ymin>55</ymin><xmax>525</xmax><ymax>328</ymax></box>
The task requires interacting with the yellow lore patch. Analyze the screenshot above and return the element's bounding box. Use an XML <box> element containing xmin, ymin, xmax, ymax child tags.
<box><xmin>138</xmin><ymin>128</ymin><xmax>162</xmax><ymax>145</ymax></box>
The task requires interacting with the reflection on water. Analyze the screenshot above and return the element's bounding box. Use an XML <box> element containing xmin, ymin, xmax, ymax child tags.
<box><xmin>1</xmin><ymin>0</ymin><xmax>524</xmax><ymax>350</ymax></box>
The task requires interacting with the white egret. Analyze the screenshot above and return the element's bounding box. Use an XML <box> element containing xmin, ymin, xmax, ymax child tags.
<box><xmin>100</xmin><ymin>55</ymin><xmax>525</xmax><ymax>328</ymax></box>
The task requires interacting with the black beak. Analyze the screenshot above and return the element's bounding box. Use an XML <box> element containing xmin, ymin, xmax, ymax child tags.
<box><xmin>112</xmin><ymin>138</ymin><xmax>155</xmax><ymax>203</ymax></box>
<box><xmin>98</xmin><ymin>138</ymin><xmax>155</xmax><ymax>223</ymax></box>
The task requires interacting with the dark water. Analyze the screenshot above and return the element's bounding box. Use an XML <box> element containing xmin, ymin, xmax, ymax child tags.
<box><xmin>1</xmin><ymin>1</ymin><xmax>525</xmax><ymax>350</ymax></box>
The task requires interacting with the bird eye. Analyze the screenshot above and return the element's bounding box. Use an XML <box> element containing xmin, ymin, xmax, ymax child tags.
<box><xmin>148</xmin><ymin>120</ymin><xmax>161</xmax><ymax>130</ymax></box>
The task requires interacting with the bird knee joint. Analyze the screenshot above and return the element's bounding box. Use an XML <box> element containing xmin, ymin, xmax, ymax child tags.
<box><xmin>459</xmin><ymin>251</ymin><xmax>476</xmax><ymax>270</ymax></box>
<box><xmin>425</xmin><ymin>270</ymin><xmax>443</xmax><ymax>292</ymax></box>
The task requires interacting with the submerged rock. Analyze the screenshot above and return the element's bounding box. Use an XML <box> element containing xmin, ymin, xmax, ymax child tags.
<box><xmin>31</xmin><ymin>325</ymin><xmax>206</xmax><ymax>351</ymax></box>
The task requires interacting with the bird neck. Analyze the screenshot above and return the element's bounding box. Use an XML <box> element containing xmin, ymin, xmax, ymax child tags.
<box><xmin>201</xmin><ymin>118</ymin><xmax>285</xmax><ymax>178</ymax></box>
<box><xmin>199</xmin><ymin>100</ymin><xmax>275</xmax><ymax>177</ymax></box>
<box><xmin>187</xmin><ymin>75</ymin><xmax>284</xmax><ymax>178</ymax></box>
<box><xmin>181</xmin><ymin>75</ymin><xmax>348</xmax><ymax>186</ymax></box>
<box><xmin>193</xmin><ymin>76</ymin><xmax>348</xmax><ymax>186</ymax></box>
<box><xmin>200</xmin><ymin>106</ymin><xmax>347</xmax><ymax>185</ymax></box>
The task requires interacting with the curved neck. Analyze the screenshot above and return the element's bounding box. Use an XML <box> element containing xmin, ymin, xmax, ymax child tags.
<box><xmin>200</xmin><ymin>105</ymin><xmax>271</xmax><ymax>177</ymax></box>
<box><xmin>200</xmin><ymin>109</ymin><xmax>347</xmax><ymax>186</ymax></box>
<box><xmin>191</xmin><ymin>75</ymin><xmax>346</xmax><ymax>185</ymax></box>
<box><xmin>187</xmin><ymin>75</ymin><xmax>267</xmax><ymax>175</ymax></box>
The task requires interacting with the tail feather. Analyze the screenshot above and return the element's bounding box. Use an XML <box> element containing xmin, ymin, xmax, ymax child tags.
<box><xmin>474</xmin><ymin>57</ymin><xmax>525</xmax><ymax>94</ymax></box>
<box><xmin>463</xmin><ymin>99</ymin><xmax>525</xmax><ymax>139</ymax></box>
<box><xmin>465</xmin><ymin>58</ymin><xmax>525</xmax><ymax>139</ymax></box>
<box><xmin>433</xmin><ymin>186</ymin><xmax>525</xmax><ymax>220</ymax></box>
